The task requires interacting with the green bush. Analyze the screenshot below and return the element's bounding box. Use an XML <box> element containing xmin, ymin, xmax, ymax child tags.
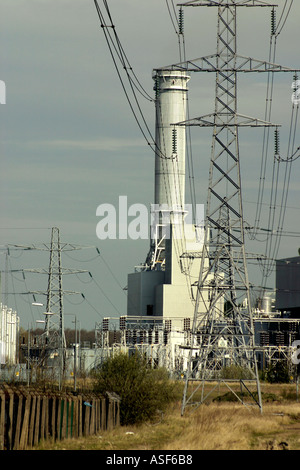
<box><xmin>264</xmin><ymin>361</ymin><xmax>290</xmax><ymax>384</ymax></box>
<box><xmin>92</xmin><ymin>352</ymin><xmax>177</xmax><ymax>425</ymax></box>
<box><xmin>220</xmin><ymin>364</ymin><xmax>254</xmax><ymax>380</ymax></box>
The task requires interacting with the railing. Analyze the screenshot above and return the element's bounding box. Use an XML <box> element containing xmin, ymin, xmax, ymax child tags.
<box><xmin>0</xmin><ymin>385</ymin><xmax>120</xmax><ymax>450</ymax></box>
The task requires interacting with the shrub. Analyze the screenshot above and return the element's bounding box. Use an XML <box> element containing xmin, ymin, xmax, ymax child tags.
<box><xmin>264</xmin><ymin>361</ymin><xmax>290</xmax><ymax>384</ymax></box>
<box><xmin>220</xmin><ymin>364</ymin><xmax>254</xmax><ymax>380</ymax></box>
<box><xmin>93</xmin><ymin>352</ymin><xmax>177</xmax><ymax>425</ymax></box>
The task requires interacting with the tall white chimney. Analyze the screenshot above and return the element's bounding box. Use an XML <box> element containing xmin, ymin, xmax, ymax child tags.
<box><xmin>154</xmin><ymin>69</ymin><xmax>190</xmax><ymax>210</ymax></box>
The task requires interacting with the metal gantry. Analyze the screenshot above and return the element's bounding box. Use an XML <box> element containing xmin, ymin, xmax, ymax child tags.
<box><xmin>168</xmin><ymin>0</ymin><xmax>300</xmax><ymax>414</ymax></box>
<box><xmin>94</xmin><ymin>316</ymin><xmax>194</xmax><ymax>375</ymax></box>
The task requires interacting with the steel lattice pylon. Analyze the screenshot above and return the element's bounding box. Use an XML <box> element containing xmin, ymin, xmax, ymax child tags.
<box><xmin>44</xmin><ymin>227</ymin><xmax>66</xmax><ymax>354</ymax></box>
<box><xmin>175</xmin><ymin>0</ymin><xmax>299</xmax><ymax>414</ymax></box>
<box><xmin>33</xmin><ymin>226</ymin><xmax>67</xmax><ymax>389</ymax></box>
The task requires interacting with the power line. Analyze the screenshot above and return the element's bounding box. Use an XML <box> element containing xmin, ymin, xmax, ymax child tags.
<box><xmin>275</xmin><ymin>0</ymin><xmax>294</xmax><ymax>37</ymax></box>
<box><xmin>93</xmin><ymin>0</ymin><xmax>159</xmax><ymax>157</ymax></box>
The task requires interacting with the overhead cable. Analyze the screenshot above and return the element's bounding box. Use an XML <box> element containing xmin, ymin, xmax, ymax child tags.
<box><xmin>93</xmin><ymin>0</ymin><xmax>163</xmax><ymax>158</ymax></box>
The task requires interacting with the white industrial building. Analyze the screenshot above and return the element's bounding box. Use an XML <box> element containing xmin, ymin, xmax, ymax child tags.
<box><xmin>127</xmin><ymin>70</ymin><xmax>209</xmax><ymax>328</ymax></box>
<box><xmin>0</xmin><ymin>303</ymin><xmax>19</xmax><ymax>365</ymax></box>
<box><xmin>93</xmin><ymin>70</ymin><xmax>222</xmax><ymax>373</ymax></box>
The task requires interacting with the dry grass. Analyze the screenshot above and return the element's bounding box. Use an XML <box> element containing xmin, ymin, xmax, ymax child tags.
<box><xmin>33</xmin><ymin>382</ymin><xmax>300</xmax><ymax>450</ymax></box>
<box><xmin>37</xmin><ymin>397</ymin><xmax>300</xmax><ymax>451</ymax></box>
<box><xmin>162</xmin><ymin>402</ymin><xmax>300</xmax><ymax>450</ymax></box>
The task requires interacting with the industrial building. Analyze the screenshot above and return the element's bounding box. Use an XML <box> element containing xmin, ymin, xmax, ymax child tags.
<box><xmin>253</xmin><ymin>257</ymin><xmax>300</xmax><ymax>372</ymax></box>
<box><xmin>112</xmin><ymin>69</ymin><xmax>211</xmax><ymax>373</ymax></box>
<box><xmin>0</xmin><ymin>303</ymin><xmax>19</xmax><ymax>365</ymax></box>
<box><xmin>276</xmin><ymin>256</ymin><xmax>300</xmax><ymax>318</ymax></box>
<box><xmin>93</xmin><ymin>2</ymin><xmax>300</xmax><ymax>389</ymax></box>
<box><xmin>126</xmin><ymin>70</ymin><xmax>211</xmax><ymax>328</ymax></box>
<box><xmin>4</xmin><ymin>2</ymin><xmax>298</xmax><ymax>390</ymax></box>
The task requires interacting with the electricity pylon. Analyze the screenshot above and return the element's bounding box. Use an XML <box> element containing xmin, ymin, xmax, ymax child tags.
<box><xmin>155</xmin><ymin>0</ymin><xmax>300</xmax><ymax>413</ymax></box>
<box><xmin>44</xmin><ymin>227</ymin><xmax>66</xmax><ymax>386</ymax></box>
<box><xmin>43</xmin><ymin>227</ymin><xmax>79</xmax><ymax>350</ymax></box>
<box><xmin>16</xmin><ymin>227</ymin><xmax>88</xmax><ymax>387</ymax></box>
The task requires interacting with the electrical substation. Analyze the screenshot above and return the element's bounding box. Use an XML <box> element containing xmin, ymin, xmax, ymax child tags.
<box><xmin>93</xmin><ymin>0</ymin><xmax>300</xmax><ymax>413</ymax></box>
<box><xmin>1</xmin><ymin>1</ymin><xmax>300</xmax><ymax>412</ymax></box>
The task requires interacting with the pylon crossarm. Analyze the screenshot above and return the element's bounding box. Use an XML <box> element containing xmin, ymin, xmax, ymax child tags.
<box><xmin>175</xmin><ymin>113</ymin><xmax>280</xmax><ymax>127</ymax></box>
<box><xmin>179</xmin><ymin>1</ymin><xmax>277</xmax><ymax>7</ymax></box>
<box><xmin>156</xmin><ymin>54</ymin><xmax>299</xmax><ymax>73</ymax></box>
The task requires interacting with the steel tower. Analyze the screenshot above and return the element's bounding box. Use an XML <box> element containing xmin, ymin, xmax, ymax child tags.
<box><xmin>155</xmin><ymin>0</ymin><xmax>300</xmax><ymax>413</ymax></box>
<box><xmin>22</xmin><ymin>227</ymin><xmax>88</xmax><ymax>387</ymax></box>
<box><xmin>44</xmin><ymin>227</ymin><xmax>66</xmax><ymax>359</ymax></box>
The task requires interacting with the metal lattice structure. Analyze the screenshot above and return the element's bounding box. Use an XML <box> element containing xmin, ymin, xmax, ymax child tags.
<box><xmin>16</xmin><ymin>227</ymin><xmax>89</xmax><ymax>387</ymax></box>
<box><xmin>92</xmin><ymin>0</ymin><xmax>300</xmax><ymax>410</ymax></box>
<box><xmin>162</xmin><ymin>0</ymin><xmax>300</xmax><ymax>414</ymax></box>
<box><xmin>25</xmin><ymin>227</ymin><xmax>67</xmax><ymax>386</ymax></box>
<box><xmin>44</xmin><ymin>227</ymin><xmax>65</xmax><ymax>350</ymax></box>
<box><xmin>38</xmin><ymin>226</ymin><xmax>67</xmax><ymax>388</ymax></box>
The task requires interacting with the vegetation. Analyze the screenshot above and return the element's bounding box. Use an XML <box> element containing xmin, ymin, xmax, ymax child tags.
<box><xmin>92</xmin><ymin>352</ymin><xmax>178</xmax><ymax>425</ymax></box>
<box><xmin>12</xmin><ymin>346</ymin><xmax>300</xmax><ymax>450</ymax></box>
<box><xmin>219</xmin><ymin>364</ymin><xmax>254</xmax><ymax>380</ymax></box>
<box><xmin>37</xmin><ymin>382</ymin><xmax>300</xmax><ymax>450</ymax></box>
<box><xmin>264</xmin><ymin>361</ymin><xmax>291</xmax><ymax>384</ymax></box>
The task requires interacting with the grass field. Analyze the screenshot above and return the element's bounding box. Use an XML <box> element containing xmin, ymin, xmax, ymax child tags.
<box><xmin>36</xmin><ymin>382</ymin><xmax>300</xmax><ymax>451</ymax></box>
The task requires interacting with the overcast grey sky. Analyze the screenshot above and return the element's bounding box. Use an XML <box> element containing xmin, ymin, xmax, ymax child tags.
<box><xmin>1</xmin><ymin>0</ymin><xmax>299</xmax><ymax>330</ymax></box>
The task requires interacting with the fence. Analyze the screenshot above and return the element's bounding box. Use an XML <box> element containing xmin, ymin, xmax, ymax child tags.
<box><xmin>0</xmin><ymin>384</ymin><xmax>120</xmax><ymax>450</ymax></box>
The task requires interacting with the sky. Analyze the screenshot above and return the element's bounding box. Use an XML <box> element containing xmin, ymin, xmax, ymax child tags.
<box><xmin>0</xmin><ymin>0</ymin><xmax>299</xmax><ymax>331</ymax></box>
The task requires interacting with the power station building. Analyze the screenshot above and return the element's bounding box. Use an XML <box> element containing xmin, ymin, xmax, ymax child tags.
<box><xmin>0</xmin><ymin>303</ymin><xmax>19</xmax><ymax>365</ymax></box>
<box><xmin>95</xmin><ymin>58</ymin><xmax>300</xmax><ymax>378</ymax></box>
<box><xmin>275</xmin><ymin>256</ymin><xmax>300</xmax><ymax>318</ymax></box>
<box><xmin>126</xmin><ymin>70</ymin><xmax>208</xmax><ymax>328</ymax></box>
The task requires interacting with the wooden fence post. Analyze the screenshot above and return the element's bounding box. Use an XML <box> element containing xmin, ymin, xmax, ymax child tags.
<box><xmin>0</xmin><ymin>387</ymin><xmax>120</xmax><ymax>450</ymax></box>
<box><xmin>83</xmin><ymin>402</ymin><xmax>90</xmax><ymax>436</ymax></box>
<box><xmin>33</xmin><ymin>394</ymin><xmax>41</xmax><ymax>447</ymax></box>
<box><xmin>90</xmin><ymin>400</ymin><xmax>95</xmax><ymax>435</ymax></box>
<box><xmin>28</xmin><ymin>393</ymin><xmax>36</xmax><ymax>448</ymax></box>
<box><xmin>78</xmin><ymin>395</ymin><xmax>82</xmax><ymax>437</ymax></box>
<box><xmin>56</xmin><ymin>398</ymin><xmax>62</xmax><ymax>441</ymax></box>
<box><xmin>106</xmin><ymin>398</ymin><xmax>113</xmax><ymax>431</ymax></box>
<box><xmin>0</xmin><ymin>391</ymin><xmax>5</xmax><ymax>450</ymax></box>
<box><xmin>73</xmin><ymin>396</ymin><xmax>78</xmax><ymax>438</ymax></box>
<box><xmin>19</xmin><ymin>393</ymin><xmax>31</xmax><ymax>450</ymax></box>
<box><xmin>66</xmin><ymin>398</ymin><xmax>71</xmax><ymax>438</ymax></box>
<box><xmin>61</xmin><ymin>398</ymin><xmax>67</xmax><ymax>440</ymax></box>
<box><xmin>95</xmin><ymin>399</ymin><xmax>100</xmax><ymax>433</ymax></box>
<box><xmin>51</xmin><ymin>396</ymin><xmax>56</xmax><ymax>442</ymax></box>
<box><xmin>13</xmin><ymin>392</ymin><xmax>23</xmax><ymax>450</ymax></box>
<box><xmin>7</xmin><ymin>388</ymin><xmax>14</xmax><ymax>450</ymax></box>
<box><xmin>42</xmin><ymin>395</ymin><xmax>48</xmax><ymax>441</ymax></box>
<box><xmin>101</xmin><ymin>398</ymin><xmax>106</xmax><ymax>430</ymax></box>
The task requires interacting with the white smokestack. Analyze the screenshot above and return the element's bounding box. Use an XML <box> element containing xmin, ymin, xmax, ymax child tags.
<box><xmin>153</xmin><ymin>69</ymin><xmax>190</xmax><ymax>211</ymax></box>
